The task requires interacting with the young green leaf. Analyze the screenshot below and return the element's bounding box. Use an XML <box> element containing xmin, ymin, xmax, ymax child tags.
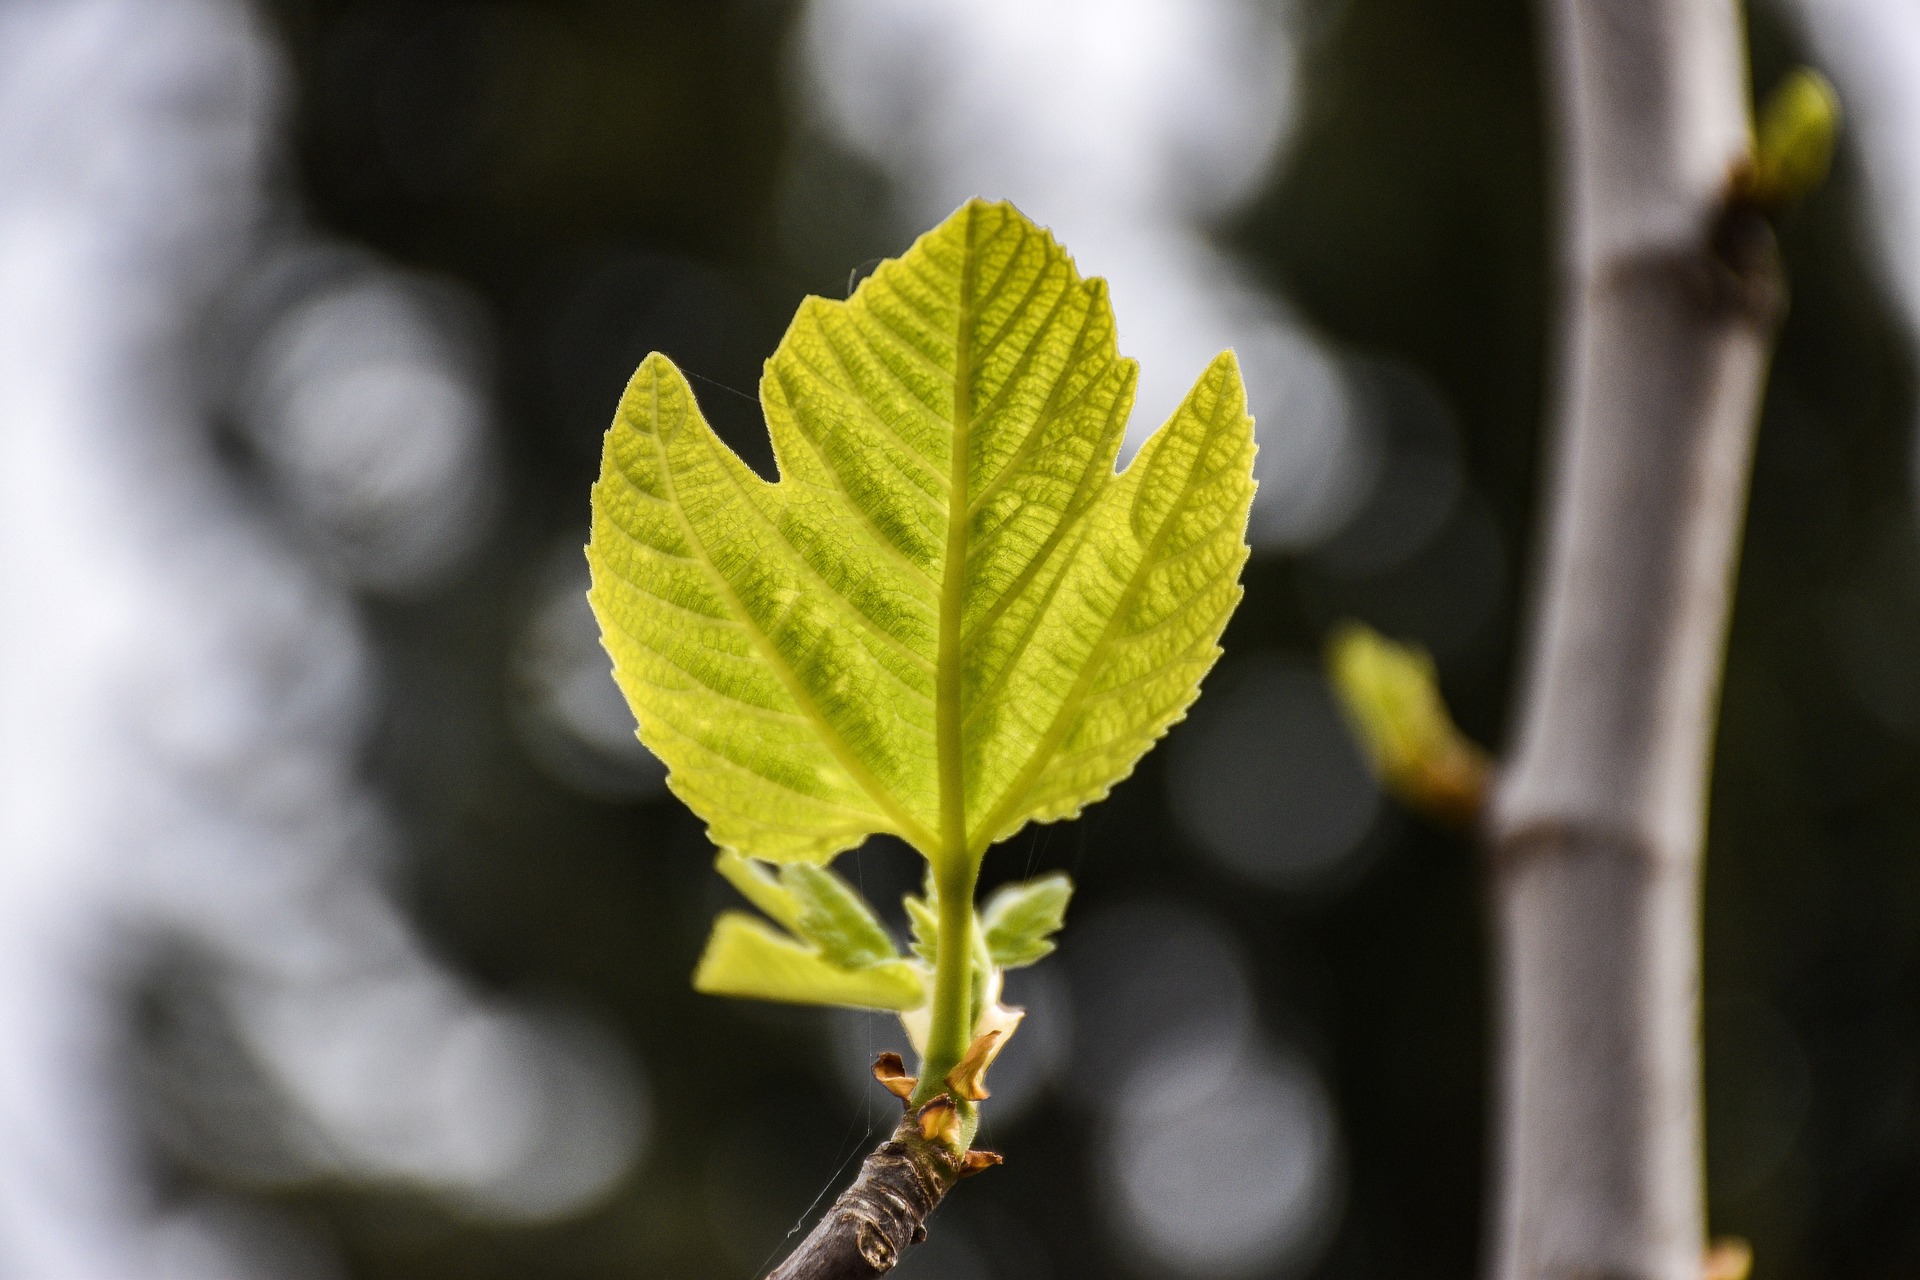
<box><xmin>1326</xmin><ymin>621</ymin><xmax>1489</xmax><ymax>826</ymax></box>
<box><xmin>588</xmin><ymin>199</ymin><xmax>1256</xmax><ymax>873</ymax></box>
<box><xmin>904</xmin><ymin>886</ymin><xmax>941</xmax><ymax>966</ymax></box>
<box><xmin>713</xmin><ymin>850</ymin><xmax>804</xmax><ymax>933</ymax></box>
<box><xmin>980</xmin><ymin>873</ymin><xmax>1073</xmax><ymax>969</ymax></box>
<box><xmin>900</xmin><ymin>870</ymin><xmax>996</xmax><ymax>976</ymax></box>
<box><xmin>782</xmin><ymin>863</ymin><xmax>900</xmax><ymax>970</ymax></box>
<box><xmin>713</xmin><ymin>849</ymin><xmax>904</xmax><ymax>971</ymax></box>
<box><xmin>692</xmin><ymin>913</ymin><xmax>925</xmax><ymax>1011</ymax></box>
<box><xmin>1749</xmin><ymin>68</ymin><xmax>1840</xmax><ymax>209</ymax></box>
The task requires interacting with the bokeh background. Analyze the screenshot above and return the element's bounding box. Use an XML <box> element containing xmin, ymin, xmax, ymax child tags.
<box><xmin>3</xmin><ymin>0</ymin><xmax>1919</xmax><ymax>1277</ymax></box>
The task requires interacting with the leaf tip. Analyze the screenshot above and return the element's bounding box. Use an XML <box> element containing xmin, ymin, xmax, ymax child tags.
<box><xmin>635</xmin><ymin>348</ymin><xmax>679</xmax><ymax>378</ymax></box>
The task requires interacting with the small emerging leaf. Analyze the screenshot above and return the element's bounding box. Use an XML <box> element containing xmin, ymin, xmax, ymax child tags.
<box><xmin>784</xmin><ymin>863</ymin><xmax>899</xmax><ymax>969</ymax></box>
<box><xmin>1326</xmin><ymin>621</ymin><xmax>1489</xmax><ymax>826</ymax></box>
<box><xmin>587</xmin><ymin>199</ymin><xmax>1257</xmax><ymax>871</ymax></box>
<box><xmin>901</xmin><ymin>868</ymin><xmax>1005</xmax><ymax>974</ymax></box>
<box><xmin>716</xmin><ymin>850</ymin><xmax>903</xmax><ymax>971</ymax></box>
<box><xmin>713</xmin><ymin>850</ymin><xmax>803</xmax><ymax>933</ymax></box>
<box><xmin>904</xmin><ymin>887</ymin><xmax>941</xmax><ymax>966</ymax></box>
<box><xmin>1749</xmin><ymin>68</ymin><xmax>1840</xmax><ymax>208</ymax></box>
<box><xmin>980</xmin><ymin>873</ymin><xmax>1073</xmax><ymax>968</ymax></box>
<box><xmin>693</xmin><ymin>913</ymin><xmax>925</xmax><ymax>1011</ymax></box>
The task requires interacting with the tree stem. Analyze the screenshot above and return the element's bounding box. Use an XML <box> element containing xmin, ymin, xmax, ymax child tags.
<box><xmin>912</xmin><ymin>858</ymin><xmax>980</xmax><ymax>1106</ymax></box>
<box><xmin>766</xmin><ymin>1106</ymin><xmax>967</xmax><ymax>1280</ymax></box>
<box><xmin>1490</xmin><ymin>1</ymin><xmax>1784</xmax><ymax>1277</ymax></box>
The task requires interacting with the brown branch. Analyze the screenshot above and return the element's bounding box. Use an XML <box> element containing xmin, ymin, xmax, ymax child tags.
<box><xmin>767</xmin><ymin>1067</ymin><xmax>998</xmax><ymax>1280</ymax></box>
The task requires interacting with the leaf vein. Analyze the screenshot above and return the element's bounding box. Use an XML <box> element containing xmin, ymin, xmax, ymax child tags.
<box><xmin>972</xmin><ymin>416</ymin><xmax>1226</xmax><ymax>850</ymax></box>
<box><xmin>770</xmin><ymin>363</ymin><xmax>943</xmax><ymax>592</ymax></box>
<box><xmin>647</xmin><ymin>377</ymin><xmax>940</xmax><ymax>850</ymax></box>
<box><xmin>613</xmin><ymin>442</ymin><xmax>937</xmax><ymax>681</ymax></box>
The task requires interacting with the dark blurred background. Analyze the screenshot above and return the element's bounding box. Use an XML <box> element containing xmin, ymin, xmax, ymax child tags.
<box><xmin>2</xmin><ymin>0</ymin><xmax>1918</xmax><ymax>1277</ymax></box>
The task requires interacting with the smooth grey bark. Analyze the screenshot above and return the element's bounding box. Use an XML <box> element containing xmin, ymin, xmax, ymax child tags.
<box><xmin>1489</xmin><ymin>2</ymin><xmax>1782</xmax><ymax>1279</ymax></box>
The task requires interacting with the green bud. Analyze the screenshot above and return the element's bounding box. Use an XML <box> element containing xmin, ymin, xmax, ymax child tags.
<box><xmin>1751</xmin><ymin>68</ymin><xmax>1841</xmax><ymax>209</ymax></box>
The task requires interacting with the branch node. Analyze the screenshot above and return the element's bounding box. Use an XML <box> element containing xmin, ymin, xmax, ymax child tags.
<box><xmin>766</xmin><ymin>1107</ymin><xmax>969</xmax><ymax>1279</ymax></box>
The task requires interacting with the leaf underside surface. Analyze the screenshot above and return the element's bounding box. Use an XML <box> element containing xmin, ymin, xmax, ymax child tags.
<box><xmin>981</xmin><ymin>873</ymin><xmax>1073</xmax><ymax>968</ymax></box>
<box><xmin>694</xmin><ymin>913</ymin><xmax>926</xmax><ymax>1011</ymax></box>
<box><xmin>588</xmin><ymin>198</ymin><xmax>1256</xmax><ymax>871</ymax></box>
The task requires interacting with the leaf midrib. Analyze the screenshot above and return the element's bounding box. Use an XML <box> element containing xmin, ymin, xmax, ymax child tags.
<box><xmin>933</xmin><ymin>202</ymin><xmax>980</xmax><ymax>867</ymax></box>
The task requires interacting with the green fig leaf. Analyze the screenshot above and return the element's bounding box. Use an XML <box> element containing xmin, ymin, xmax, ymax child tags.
<box><xmin>588</xmin><ymin>198</ymin><xmax>1256</xmax><ymax>871</ymax></box>
<box><xmin>692</xmin><ymin>913</ymin><xmax>925</xmax><ymax>1011</ymax></box>
<box><xmin>781</xmin><ymin>863</ymin><xmax>899</xmax><ymax>970</ymax></box>
<box><xmin>981</xmin><ymin>872</ymin><xmax>1074</xmax><ymax>969</ymax></box>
